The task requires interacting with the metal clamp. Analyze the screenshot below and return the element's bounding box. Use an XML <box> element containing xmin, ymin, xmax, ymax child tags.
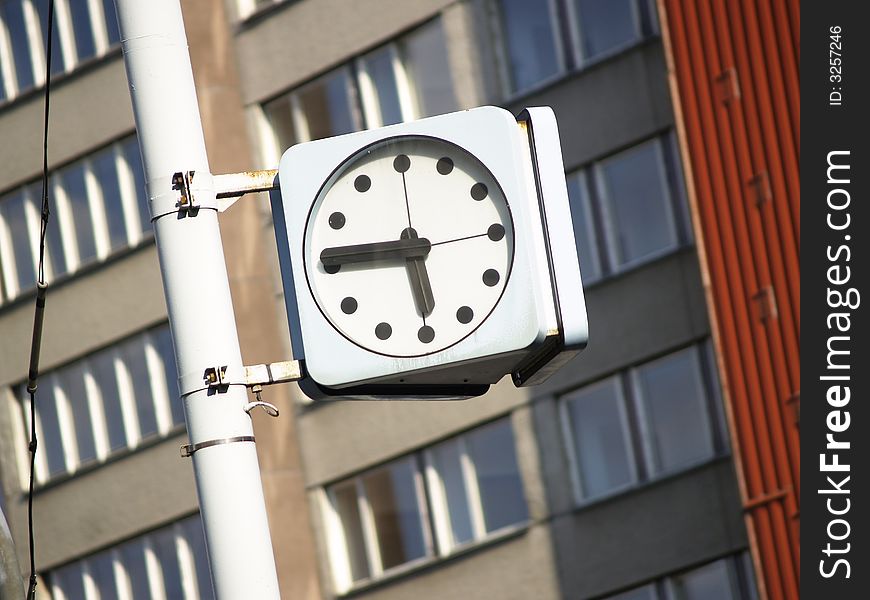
<box><xmin>172</xmin><ymin>170</ymin><xmax>197</xmax><ymax>210</ymax></box>
<box><xmin>204</xmin><ymin>365</ymin><xmax>229</xmax><ymax>390</ymax></box>
<box><xmin>181</xmin><ymin>435</ymin><xmax>256</xmax><ymax>458</ymax></box>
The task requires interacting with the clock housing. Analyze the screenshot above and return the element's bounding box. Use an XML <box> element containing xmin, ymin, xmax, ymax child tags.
<box><xmin>272</xmin><ymin>106</ymin><xmax>587</xmax><ymax>398</ymax></box>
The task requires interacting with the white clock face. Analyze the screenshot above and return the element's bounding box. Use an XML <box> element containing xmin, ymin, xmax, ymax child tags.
<box><xmin>303</xmin><ymin>135</ymin><xmax>515</xmax><ymax>357</ymax></box>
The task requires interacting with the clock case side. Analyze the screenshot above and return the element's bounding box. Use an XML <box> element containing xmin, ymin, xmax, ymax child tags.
<box><xmin>511</xmin><ymin>107</ymin><xmax>589</xmax><ymax>387</ymax></box>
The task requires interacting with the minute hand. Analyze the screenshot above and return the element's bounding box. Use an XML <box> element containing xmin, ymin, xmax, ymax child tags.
<box><xmin>320</xmin><ymin>237</ymin><xmax>431</xmax><ymax>267</ymax></box>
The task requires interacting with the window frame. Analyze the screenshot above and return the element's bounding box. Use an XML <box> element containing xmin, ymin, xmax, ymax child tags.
<box><xmin>560</xmin><ymin>375</ymin><xmax>639</xmax><ymax>502</ymax></box>
<box><xmin>47</xmin><ymin>514</ymin><xmax>213</xmax><ymax>600</ymax></box>
<box><xmin>565</xmin><ymin>0</ymin><xmax>644</xmax><ymax>67</ymax></box>
<box><xmin>0</xmin><ymin>135</ymin><xmax>150</xmax><ymax>305</ymax></box>
<box><xmin>565</xmin><ymin>133</ymin><xmax>689</xmax><ymax>285</ymax></box>
<box><xmin>0</xmin><ymin>0</ymin><xmax>121</xmax><ymax>105</ymax></box>
<box><xmin>491</xmin><ymin>0</ymin><xmax>657</xmax><ymax>98</ymax></box>
<box><xmin>491</xmin><ymin>0</ymin><xmax>567</xmax><ymax>98</ymax></box>
<box><xmin>19</xmin><ymin>324</ymin><xmax>183</xmax><ymax>486</ymax></box>
<box><xmin>561</xmin><ymin>342</ymin><xmax>726</xmax><ymax>505</ymax></box>
<box><xmin>595</xmin><ymin>137</ymin><xmax>681</xmax><ymax>272</ymax></box>
<box><xmin>631</xmin><ymin>346</ymin><xmax>717</xmax><ymax>478</ymax></box>
<box><xmin>324</xmin><ymin>455</ymin><xmax>434</xmax><ymax>591</ymax></box>
<box><xmin>323</xmin><ymin>417</ymin><xmax>528</xmax><ymax>593</ymax></box>
<box><xmin>257</xmin><ymin>18</ymin><xmax>457</xmax><ymax>168</ymax></box>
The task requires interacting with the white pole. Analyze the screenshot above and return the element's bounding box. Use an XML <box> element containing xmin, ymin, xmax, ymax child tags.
<box><xmin>1</xmin><ymin>507</ymin><xmax>25</xmax><ymax>599</ymax></box>
<box><xmin>112</xmin><ymin>1</ymin><xmax>280</xmax><ymax>597</ymax></box>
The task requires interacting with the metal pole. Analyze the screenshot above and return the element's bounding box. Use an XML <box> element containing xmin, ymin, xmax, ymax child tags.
<box><xmin>112</xmin><ymin>1</ymin><xmax>280</xmax><ymax>597</ymax></box>
<box><xmin>1</xmin><ymin>507</ymin><xmax>25</xmax><ymax>600</ymax></box>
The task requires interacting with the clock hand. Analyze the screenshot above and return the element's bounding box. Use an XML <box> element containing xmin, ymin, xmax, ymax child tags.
<box><xmin>401</xmin><ymin>228</ymin><xmax>435</xmax><ymax>318</ymax></box>
<box><xmin>320</xmin><ymin>236</ymin><xmax>431</xmax><ymax>267</ymax></box>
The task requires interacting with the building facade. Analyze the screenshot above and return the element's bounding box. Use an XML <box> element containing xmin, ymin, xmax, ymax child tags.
<box><xmin>0</xmin><ymin>0</ymin><xmax>786</xmax><ymax>598</ymax></box>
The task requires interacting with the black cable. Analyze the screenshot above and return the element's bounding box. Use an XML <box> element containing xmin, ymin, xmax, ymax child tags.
<box><xmin>25</xmin><ymin>1</ymin><xmax>55</xmax><ymax>598</ymax></box>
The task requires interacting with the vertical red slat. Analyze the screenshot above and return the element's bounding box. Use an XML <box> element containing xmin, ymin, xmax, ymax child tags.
<box><xmin>657</xmin><ymin>1</ymin><xmax>801</xmax><ymax>599</ymax></box>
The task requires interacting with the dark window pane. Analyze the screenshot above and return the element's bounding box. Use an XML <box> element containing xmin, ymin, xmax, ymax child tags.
<box><xmin>152</xmin><ymin>527</ymin><xmax>184</xmax><ymax>599</ymax></box>
<box><xmin>332</xmin><ymin>481</ymin><xmax>370</xmax><ymax>581</ymax></box>
<box><xmin>121</xmin><ymin>137</ymin><xmax>150</xmax><ymax>234</ymax></box>
<box><xmin>430</xmin><ymin>440</ymin><xmax>473</xmax><ymax>546</ymax></box>
<box><xmin>364</xmin><ymin>48</ymin><xmax>402</xmax><ymax>126</ymax></box>
<box><xmin>69</xmin><ymin>0</ymin><xmax>97</xmax><ymax>61</ymax></box>
<box><xmin>102</xmin><ymin>0</ymin><xmax>120</xmax><ymax>45</ymax></box>
<box><xmin>401</xmin><ymin>21</ymin><xmax>457</xmax><ymax>117</ymax></box>
<box><xmin>56</xmin><ymin>365</ymin><xmax>97</xmax><ymax>465</ymax></box>
<box><xmin>263</xmin><ymin>95</ymin><xmax>297</xmax><ymax>153</ymax></box>
<box><xmin>34</xmin><ymin>0</ymin><xmax>66</xmax><ymax>75</ymax></box>
<box><xmin>498</xmin><ymin>0</ymin><xmax>561</xmax><ymax>92</ymax></box>
<box><xmin>43</xmin><ymin>178</ymin><xmax>69</xmax><ymax>280</ymax></box>
<box><xmin>298</xmin><ymin>69</ymin><xmax>357</xmax><ymax>140</ymax></box>
<box><xmin>574</xmin><ymin>0</ymin><xmax>638</xmax><ymax>59</ymax></box>
<box><xmin>362</xmin><ymin>459</ymin><xmax>426</xmax><ymax>570</ymax></box>
<box><xmin>600</xmin><ymin>139</ymin><xmax>675</xmax><ymax>266</ymax></box>
<box><xmin>566</xmin><ymin>379</ymin><xmax>634</xmax><ymax>498</ymax></box>
<box><xmin>119</xmin><ymin>337</ymin><xmax>157</xmax><ymax>438</ymax></box>
<box><xmin>153</xmin><ymin>326</ymin><xmax>183</xmax><ymax>426</ymax></box>
<box><xmin>673</xmin><ymin>559</ymin><xmax>737</xmax><ymax>600</ymax></box>
<box><xmin>91</xmin><ymin>348</ymin><xmax>127</xmax><ymax>452</ymax></box>
<box><xmin>465</xmin><ymin>420</ymin><xmax>528</xmax><ymax>532</ymax></box>
<box><xmin>52</xmin><ymin>563</ymin><xmax>86</xmax><ymax>600</ymax></box>
<box><xmin>179</xmin><ymin>516</ymin><xmax>214</xmax><ymax>600</ymax></box>
<box><xmin>59</xmin><ymin>162</ymin><xmax>98</xmax><ymax>264</ymax></box>
<box><xmin>2</xmin><ymin>0</ymin><xmax>35</xmax><ymax>91</ymax></box>
<box><xmin>566</xmin><ymin>173</ymin><xmax>601</xmax><ymax>282</ymax></box>
<box><xmin>92</xmin><ymin>148</ymin><xmax>127</xmax><ymax>250</ymax></box>
<box><xmin>0</xmin><ymin>190</ymin><xmax>36</xmax><ymax>293</ymax></box>
<box><xmin>38</xmin><ymin>383</ymin><xmax>67</xmax><ymax>477</ymax></box>
<box><xmin>88</xmin><ymin>550</ymin><xmax>120</xmax><ymax>600</ymax></box>
<box><xmin>637</xmin><ymin>347</ymin><xmax>713</xmax><ymax>473</ymax></box>
<box><xmin>118</xmin><ymin>539</ymin><xmax>150</xmax><ymax>600</ymax></box>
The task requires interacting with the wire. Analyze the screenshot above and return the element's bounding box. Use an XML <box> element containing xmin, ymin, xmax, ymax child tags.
<box><xmin>25</xmin><ymin>1</ymin><xmax>55</xmax><ymax>598</ymax></box>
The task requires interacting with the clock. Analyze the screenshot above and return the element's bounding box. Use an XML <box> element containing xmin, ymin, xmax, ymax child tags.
<box><xmin>303</xmin><ymin>135</ymin><xmax>514</xmax><ymax>358</ymax></box>
<box><xmin>272</xmin><ymin>106</ymin><xmax>588</xmax><ymax>399</ymax></box>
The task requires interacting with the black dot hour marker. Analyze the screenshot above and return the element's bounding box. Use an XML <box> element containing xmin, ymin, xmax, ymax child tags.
<box><xmin>324</xmin><ymin>264</ymin><xmax>340</xmax><ymax>274</ymax></box>
<box><xmin>341</xmin><ymin>297</ymin><xmax>357</xmax><ymax>314</ymax></box>
<box><xmin>393</xmin><ymin>154</ymin><xmax>410</xmax><ymax>173</ymax></box>
<box><xmin>375</xmin><ymin>322</ymin><xmax>392</xmax><ymax>340</ymax></box>
<box><xmin>436</xmin><ymin>157</ymin><xmax>454</xmax><ymax>175</ymax></box>
<box><xmin>488</xmin><ymin>223</ymin><xmax>505</xmax><ymax>241</ymax></box>
<box><xmin>470</xmin><ymin>183</ymin><xmax>488</xmax><ymax>201</ymax></box>
<box><xmin>456</xmin><ymin>306</ymin><xmax>474</xmax><ymax>324</ymax></box>
<box><xmin>329</xmin><ymin>212</ymin><xmax>346</xmax><ymax>229</ymax></box>
<box><xmin>482</xmin><ymin>269</ymin><xmax>500</xmax><ymax>287</ymax></box>
<box><xmin>354</xmin><ymin>175</ymin><xmax>371</xmax><ymax>192</ymax></box>
<box><xmin>418</xmin><ymin>325</ymin><xmax>435</xmax><ymax>343</ymax></box>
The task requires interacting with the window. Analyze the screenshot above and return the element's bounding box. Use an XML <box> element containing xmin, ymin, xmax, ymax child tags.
<box><xmin>47</xmin><ymin>514</ymin><xmax>214</xmax><ymax>600</ymax></box>
<box><xmin>19</xmin><ymin>323</ymin><xmax>182</xmax><ymax>485</ymax></box>
<box><xmin>260</xmin><ymin>19</ymin><xmax>457</xmax><ymax>164</ymax></box>
<box><xmin>0</xmin><ymin>135</ymin><xmax>149</xmax><ymax>303</ymax></box>
<box><xmin>324</xmin><ymin>418</ymin><xmax>527</xmax><ymax>592</ymax></box>
<box><xmin>602</xmin><ymin>554</ymin><xmax>758</xmax><ymax>600</ymax></box>
<box><xmin>0</xmin><ymin>0</ymin><xmax>121</xmax><ymax>104</ymax></box>
<box><xmin>493</xmin><ymin>0</ymin><xmax>657</xmax><ymax>94</ymax></box>
<box><xmin>562</xmin><ymin>343</ymin><xmax>725</xmax><ymax>502</ymax></box>
<box><xmin>565</xmin><ymin>135</ymin><xmax>690</xmax><ymax>285</ymax></box>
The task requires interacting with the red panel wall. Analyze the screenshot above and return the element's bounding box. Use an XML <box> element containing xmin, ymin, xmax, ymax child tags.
<box><xmin>657</xmin><ymin>1</ymin><xmax>800</xmax><ymax>598</ymax></box>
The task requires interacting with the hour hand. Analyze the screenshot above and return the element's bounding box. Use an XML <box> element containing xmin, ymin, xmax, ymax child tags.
<box><xmin>401</xmin><ymin>228</ymin><xmax>435</xmax><ymax>318</ymax></box>
<box><xmin>320</xmin><ymin>237</ymin><xmax>431</xmax><ymax>267</ymax></box>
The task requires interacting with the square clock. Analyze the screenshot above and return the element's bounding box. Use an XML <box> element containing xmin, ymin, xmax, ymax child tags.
<box><xmin>271</xmin><ymin>106</ymin><xmax>587</xmax><ymax>400</ymax></box>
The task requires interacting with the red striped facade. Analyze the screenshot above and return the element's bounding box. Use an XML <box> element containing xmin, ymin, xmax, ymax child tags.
<box><xmin>657</xmin><ymin>1</ymin><xmax>800</xmax><ymax>598</ymax></box>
